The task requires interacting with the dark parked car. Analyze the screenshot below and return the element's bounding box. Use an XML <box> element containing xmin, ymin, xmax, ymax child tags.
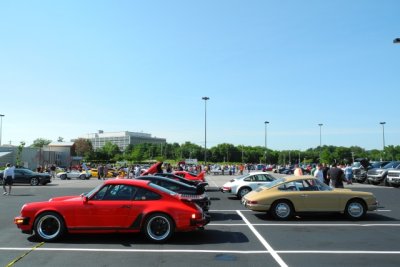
<box><xmin>0</xmin><ymin>168</ymin><xmax>52</xmax><ymax>186</ymax></box>
<box><xmin>135</xmin><ymin>176</ymin><xmax>211</xmax><ymax>212</ymax></box>
<box><xmin>154</xmin><ymin>172</ymin><xmax>208</xmax><ymax>187</ymax></box>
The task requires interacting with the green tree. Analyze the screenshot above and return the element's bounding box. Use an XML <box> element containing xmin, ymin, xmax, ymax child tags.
<box><xmin>101</xmin><ymin>142</ymin><xmax>121</xmax><ymax>160</ymax></box>
<box><xmin>31</xmin><ymin>138</ymin><xmax>52</xmax><ymax>148</ymax></box>
<box><xmin>16</xmin><ymin>141</ymin><xmax>26</xmax><ymax>166</ymax></box>
<box><xmin>74</xmin><ymin>138</ymin><xmax>93</xmax><ymax>157</ymax></box>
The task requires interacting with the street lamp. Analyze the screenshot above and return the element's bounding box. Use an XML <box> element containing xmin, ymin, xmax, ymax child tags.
<box><xmin>202</xmin><ymin>97</ymin><xmax>210</xmax><ymax>168</ymax></box>
<box><xmin>0</xmin><ymin>114</ymin><xmax>4</xmax><ymax>146</ymax></box>
<box><xmin>394</xmin><ymin>38</ymin><xmax>400</xmax><ymax>44</ymax></box>
<box><xmin>264</xmin><ymin>121</ymin><xmax>269</xmax><ymax>164</ymax></box>
<box><xmin>318</xmin><ymin>123</ymin><xmax>323</xmax><ymax>160</ymax></box>
<box><xmin>380</xmin><ymin>122</ymin><xmax>386</xmax><ymax>161</ymax></box>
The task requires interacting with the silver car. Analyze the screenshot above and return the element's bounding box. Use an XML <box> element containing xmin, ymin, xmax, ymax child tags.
<box><xmin>221</xmin><ymin>172</ymin><xmax>276</xmax><ymax>198</ymax></box>
<box><xmin>367</xmin><ymin>161</ymin><xmax>400</xmax><ymax>186</ymax></box>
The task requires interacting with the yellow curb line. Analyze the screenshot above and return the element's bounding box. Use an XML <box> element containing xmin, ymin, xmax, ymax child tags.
<box><xmin>5</xmin><ymin>242</ymin><xmax>45</xmax><ymax>267</ymax></box>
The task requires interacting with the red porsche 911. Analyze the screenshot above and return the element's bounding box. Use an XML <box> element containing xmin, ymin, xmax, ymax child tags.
<box><xmin>14</xmin><ymin>179</ymin><xmax>210</xmax><ymax>243</ymax></box>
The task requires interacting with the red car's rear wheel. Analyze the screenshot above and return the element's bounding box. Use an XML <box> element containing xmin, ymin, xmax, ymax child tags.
<box><xmin>143</xmin><ymin>213</ymin><xmax>174</xmax><ymax>243</ymax></box>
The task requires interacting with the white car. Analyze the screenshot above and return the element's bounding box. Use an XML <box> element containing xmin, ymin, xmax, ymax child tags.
<box><xmin>221</xmin><ymin>172</ymin><xmax>276</xmax><ymax>198</ymax></box>
<box><xmin>56</xmin><ymin>170</ymin><xmax>91</xmax><ymax>180</ymax></box>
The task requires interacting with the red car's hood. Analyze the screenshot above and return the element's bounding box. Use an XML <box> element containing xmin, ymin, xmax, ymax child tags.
<box><xmin>49</xmin><ymin>196</ymin><xmax>82</xmax><ymax>202</ymax></box>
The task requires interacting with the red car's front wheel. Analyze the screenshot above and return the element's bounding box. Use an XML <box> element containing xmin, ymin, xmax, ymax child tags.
<box><xmin>34</xmin><ymin>212</ymin><xmax>65</xmax><ymax>241</ymax></box>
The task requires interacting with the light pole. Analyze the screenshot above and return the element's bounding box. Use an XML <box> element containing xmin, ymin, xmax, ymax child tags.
<box><xmin>380</xmin><ymin>122</ymin><xmax>386</xmax><ymax>161</ymax></box>
<box><xmin>394</xmin><ymin>38</ymin><xmax>400</xmax><ymax>43</ymax></box>
<box><xmin>318</xmin><ymin>123</ymin><xmax>323</xmax><ymax>160</ymax></box>
<box><xmin>264</xmin><ymin>121</ymin><xmax>269</xmax><ymax>164</ymax></box>
<box><xmin>202</xmin><ymin>97</ymin><xmax>210</xmax><ymax>168</ymax></box>
<box><xmin>0</xmin><ymin>114</ymin><xmax>4</xmax><ymax>146</ymax></box>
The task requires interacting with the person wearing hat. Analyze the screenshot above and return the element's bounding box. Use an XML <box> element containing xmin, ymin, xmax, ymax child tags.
<box><xmin>3</xmin><ymin>163</ymin><xmax>15</xmax><ymax>195</ymax></box>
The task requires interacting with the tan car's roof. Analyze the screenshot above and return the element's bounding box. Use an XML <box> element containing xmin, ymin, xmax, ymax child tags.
<box><xmin>281</xmin><ymin>175</ymin><xmax>316</xmax><ymax>182</ymax></box>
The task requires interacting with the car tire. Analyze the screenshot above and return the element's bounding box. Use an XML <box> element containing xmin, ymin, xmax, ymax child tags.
<box><xmin>143</xmin><ymin>213</ymin><xmax>174</xmax><ymax>243</ymax></box>
<box><xmin>270</xmin><ymin>200</ymin><xmax>294</xmax><ymax>220</ymax></box>
<box><xmin>384</xmin><ymin>178</ymin><xmax>390</xmax><ymax>187</ymax></box>
<box><xmin>79</xmin><ymin>174</ymin><xmax>86</xmax><ymax>180</ymax></box>
<box><xmin>30</xmin><ymin>177</ymin><xmax>40</xmax><ymax>186</ymax></box>
<box><xmin>237</xmin><ymin>187</ymin><xmax>252</xmax><ymax>198</ymax></box>
<box><xmin>34</xmin><ymin>212</ymin><xmax>65</xmax><ymax>242</ymax></box>
<box><xmin>345</xmin><ymin>199</ymin><xmax>366</xmax><ymax>220</ymax></box>
<box><xmin>60</xmin><ymin>174</ymin><xmax>67</xmax><ymax>180</ymax></box>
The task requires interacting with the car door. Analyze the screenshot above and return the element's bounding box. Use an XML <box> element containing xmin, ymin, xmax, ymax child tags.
<box><xmin>296</xmin><ymin>179</ymin><xmax>340</xmax><ymax>212</ymax></box>
<box><xmin>68</xmin><ymin>171</ymin><xmax>80</xmax><ymax>179</ymax></box>
<box><xmin>73</xmin><ymin>184</ymin><xmax>138</xmax><ymax>229</ymax></box>
<box><xmin>14</xmin><ymin>169</ymin><xmax>31</xmax><ymax>184</ymax></box>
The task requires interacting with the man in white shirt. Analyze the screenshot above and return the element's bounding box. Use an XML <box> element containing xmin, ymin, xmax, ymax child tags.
<box><xmin>314</xmin><ymin>164</ymin><xmax>324</xmax><ymax>183</ymax></box>
<box><xmin>3</xmin><ymin>163</ymin><xmax>15</xmax><ymax>195</ymax></box>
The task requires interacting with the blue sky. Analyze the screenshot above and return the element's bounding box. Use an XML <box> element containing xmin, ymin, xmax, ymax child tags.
<box><xmin>0</xmin><ymin>0</ymin><xmax>399</xmax><ymax>151</ymax></box>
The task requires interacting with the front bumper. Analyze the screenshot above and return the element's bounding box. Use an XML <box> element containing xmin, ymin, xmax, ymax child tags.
<box><xmin>14</xmin><ymin>216</ymin><xmax>32</xmax><ymax>234</ymax></box>
<box><xmin>368</xmin><ymin>201</ymin><xmax>379</xmax><ymax>211</ymax></box>
<box><xmin>387</xmin><ymin>178</ymin><xmax>400</xmax><ymax>185</ymax></box>
<box><xmin>367</xmin><ymin>175</ymin><xmax>384</xmax><ymax>182</ymax></box>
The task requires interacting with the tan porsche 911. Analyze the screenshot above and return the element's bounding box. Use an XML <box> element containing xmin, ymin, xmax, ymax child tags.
<box><xmin>241</xmin><ymin>176</ymin><xmax>378</xmax><ymax>220</ymax></box>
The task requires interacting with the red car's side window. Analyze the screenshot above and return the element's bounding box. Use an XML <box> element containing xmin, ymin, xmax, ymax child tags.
<box><xmin>92</xmin><ymin>185</ymin><xmax>137</xmax><ymax>201</ymax></box>
<box><xmin>133</xmin><ymin>188</ymin><xmax>161</xmax><ymax>201</ymax></box>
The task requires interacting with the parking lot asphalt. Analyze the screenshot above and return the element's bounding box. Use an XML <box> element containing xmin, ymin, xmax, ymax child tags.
<box><xmin>1</xmin><ymin>173</ymin><xmax>400</xmax><ymax>267</ymax></box>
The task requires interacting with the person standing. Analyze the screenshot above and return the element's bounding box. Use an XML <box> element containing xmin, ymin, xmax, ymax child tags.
<box><xmin>322</xmin><ymin>163</ymin><xmax>330</xmax><ymax>185</ymax></box>
<box><xmin>97</xmin><ymin>164</ymin><xmax>104</xmax><ymax>180</ymax></box>
<box><xmin>294</xmin><ymin>164</ymin><xmax>303</xmax><ymax>176</ymax></box>
<box><xmin>3</xmin><ymin>163</ymin><xmax>15</xmax><ymax>195</ymax></box>
<box><xmin>50</xmin><ymin>164</ymin><xmax>56</xmax><ymax>180</ymax></box>
<box><xmin>344</xmin><ymin>164</ymin><xmax>353</xmax><ymax>185</ymax></box>
<box><xmin>103</xmin><ymin>164</ymin><xmax>109</xmax><ymax>180</ymax></box>
<box><xmin>314</xmin><ymin>164</ymin><xmax>324</xmax><ymax>183</ymax></box>
<box><xmin>327</xmin><ymin>163</ymin><xmax>345</xmax><ymax>188</ymax></box>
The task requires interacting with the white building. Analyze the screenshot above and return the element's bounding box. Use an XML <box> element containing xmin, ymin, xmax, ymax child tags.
<box><xmin>80</xmin><ymin>130</ymin><xmax>166</xmax><ymax>151</ymax></box>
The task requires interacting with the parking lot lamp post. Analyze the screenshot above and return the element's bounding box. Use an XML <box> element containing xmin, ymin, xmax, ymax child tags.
<box><xmin>202</xmin><ymin>97</ymin><xmax>210</xmax><ymax>168</ymax></box>
<box><xmin>0</xmin><ymin>114</ymin><xmax>4</xmax><ymax>146</ymax></box>
<box><xmin>318</xmin><ymin>123</ymin><xmax>323</xmax><ymax>160</ymax></box>
<box><xmin>394</xmin><ymin>38</ymin><xmax>400</xmax><ymax>43</ymax></box>
<box><xmin>380</xmin><ymin>122</ymin><xmax>386</xmax><ymax>161</ymax></box>
<box><xmin>264</xmin><ymin>121</ymin><xmax>269</xmax><ymax>164</ymax></box>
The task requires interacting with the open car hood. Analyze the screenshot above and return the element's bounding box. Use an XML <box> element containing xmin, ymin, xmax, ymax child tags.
<box><xmin>141</xmin><ymin>162</ymin><xmax>163</xmax><ymax>176</ymax></box>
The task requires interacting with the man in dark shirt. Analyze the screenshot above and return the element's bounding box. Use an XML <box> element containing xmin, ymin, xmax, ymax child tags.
<box><xmin>327</xmin><ymin>163</ymin><xmax>344</xmax><ymax>188</ymax></box>
<box><xmin>322</xmin><ymin>163</ymin><xmax>330</xmax><ymax>185</ymax></box>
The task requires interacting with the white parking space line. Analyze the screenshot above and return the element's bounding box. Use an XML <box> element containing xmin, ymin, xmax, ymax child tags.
<box><xmin>237</xmin><ymin>210</ymin><xmax>288</xmax><ymax>267</ymax></box>
<box><xmin>3</xmin><ymin>209</ymin><xmax>399</xmax><ymax>259</ymax></box>
<box><xmin>0</xmin><ymin>248</ymin><xmax>266</xmax><ymax>253</ymax></box>
<box><xmin>277</xmin><ymin>251</ymin><xmax>400</xmax><ymax>254</ymax></box>
<box><xmin>209</xmin><ymin>223</ymin><xmax>400</xmax><ymax>227</ymax></box>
